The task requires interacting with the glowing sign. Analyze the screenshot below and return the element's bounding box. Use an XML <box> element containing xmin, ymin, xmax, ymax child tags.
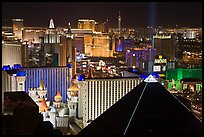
<box><xmin>153</xmin><ymin>65</ymin><xmax>161</xmax><ymax>72</ymax></box>
<box><xmin>154</xmin><ymin>59</ymin><xmax>167</xmax><ymax>64</ymax></box>
<box><xmin>153</xmin><ymin>35</ymin><xmax>171</xmax><ymax>39</ymax></box>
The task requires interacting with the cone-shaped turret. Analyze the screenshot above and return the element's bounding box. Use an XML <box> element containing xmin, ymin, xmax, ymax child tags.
<box><xmin>49</xmin><ymin>18</ymin><xmax>55</xmax><ymax>29</ymax></box>
<box><xmin>54</xmin><ymin>90</ymin><xmax>62</xmax><ymax>102</ymax></box>
<box><xmin>68</xmin><ymin>83</ymin><xmax>78</xmax><ymax>97</ymax></box>
<box><xmin>39</xmin><ymin>97</ymin><xmax>48</xmax><ymax>112</ymax></box>
<box><xmin>39</xmin><ymin>80</ymin><xmax>45</xmax><ymax>90</ymax></box>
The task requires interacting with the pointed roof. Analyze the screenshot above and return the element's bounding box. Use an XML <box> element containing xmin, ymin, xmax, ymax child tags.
<box><xmin>78</xmin><ymin>80</ymin><xmax>202</xmax><ymax>135</ymax></box>
<box><xmin>55</xmin><ymin>91</ymin><xmax>62</xmax><ymax>97</ymax></box>
<box><xmin>49</xmin><ymin>18</ymin><xmax>55</xmax><ymax>28</ymax></box>
<box><xmin>39</xmin><ymin>97</ymin><xmax>48</xmax><ymax>112</ymax></box>
<box><xmin>39</xmin><ymin>80</ymin><xmax>45</xmax><ymax>90</ymax></box>
<box><xmin>69</xmin><ymin>84</ymin><xmax>78</xmax><ymax>92</ymax></box>
<box><xmin>144</xmin><ymin>74</ymin><xmax>158</xmax><ymax>83</ymax></box>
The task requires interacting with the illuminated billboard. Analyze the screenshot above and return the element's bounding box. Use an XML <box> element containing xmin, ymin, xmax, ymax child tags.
<box><xmin>154</xmin><ymin>58</ymin><xmax>167</xmax><ymax>64</ymax></box>
<box><xmin>153</xmin><ymin>65</ymin><xmax>161</xmax><ymax>72</ymax></box>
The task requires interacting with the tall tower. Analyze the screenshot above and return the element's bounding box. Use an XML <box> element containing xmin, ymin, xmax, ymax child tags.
<box><xmin>60</xmin><ymin>22</ymin><xmax>76</xmax><ymax>76</ymax></box>
<box><xmin>118</xmin><ymin>11</ymin><xmax>121</xmax><ymax>36</ymax></box>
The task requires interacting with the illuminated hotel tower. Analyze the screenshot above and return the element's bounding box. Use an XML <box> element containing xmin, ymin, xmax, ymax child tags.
<box><xmin>60</xmin><ymin>22</ymin><xmax>76</xmax><ymax>76</ymax></box>
<box><xmin>79</xmin><ymin>77</ymin><xmax>143</xmax><ymax>127</ymax></box>
<box><xmin>118</xmin><ymin>11</ymin><xmax>121</xmax><ymax>35</ymax></box>
<box><xmin>45</xmin><ymin>18</ymin><xmax>60</xmax><ymax>43</ymax></box>
<box><xmin>12</xmin><ymin>18</ymin><xmax>24</xmax><ymax>40</ymax></box>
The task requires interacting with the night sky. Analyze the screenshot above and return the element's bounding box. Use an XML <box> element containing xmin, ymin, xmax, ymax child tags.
<box><xmin>2</xmin><ymin>2</ymin><xmax>202</xmax><ymax>28</ymax></box>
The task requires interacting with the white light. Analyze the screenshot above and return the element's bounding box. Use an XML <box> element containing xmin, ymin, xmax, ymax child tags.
<box><xmin>133</xmin><ymin>54</ymin><xmax>135</xmax><ymax>56</ymax></box>
<box><xmin>144</xmin><ymin>75</ymin><xmax>158</xmax><ymax>83</ymax></box>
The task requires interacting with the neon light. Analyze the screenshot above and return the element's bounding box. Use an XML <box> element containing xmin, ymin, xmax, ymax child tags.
<box><xmin>16</xmin><ymin>71</ymin><xmax>26</xmax><ymax>76</ymax></box>
<box><xmin>67</xmin><ymin>63</ymin><xmax>72</xmax><ymax>68</ymax></box>
<box><xmin>78</xmin><ymin>75</ymin><xmax>85</xmax><ymax>81</ymax></box>
<box><xmin>13</xmin><ymin>64</ymin><xmax>21</xmax><ymax>69</ymax></box>
<box><xmin>2</xmin><ymin>65</ymin><xmax>11</xmax><ymax>71</ymax></box>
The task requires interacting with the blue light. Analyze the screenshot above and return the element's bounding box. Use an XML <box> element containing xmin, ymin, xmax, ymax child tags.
<box><xmin>16</xmin><ymin>71</ymin><xmax>26</xmax><ymax>76</ymax></box>
<box><xmin>140</xmin><ymin>74</ymin><xmax>148</xmax><ymax>79</ymax></box>
<box><xmin>132</xmin><ymin>69</ymin><xmax>138</xmax><ymax>73</ymax></box>
<box><xmin>13</xmin><ymin>64</ymin><xmax>21</xmax><ymax>69</ymax></box>
<box><xmin>2</xmin><ymin>65</ymin><xmax>11</xmax><ymax>71</ymax></box>
<box><xmin>151</xmin><ymin>72</ymin><xmax>160</xmax><ymax>78</ymax></box>
<box><xmin>78</xmin><ymin>75</ymin><xmax>85</xmax><ymax>81</ymax></box>
<box><xmin>67</xmin><ymin>63</ymin><xmax>72</xmax><ymax>68</ymax></box>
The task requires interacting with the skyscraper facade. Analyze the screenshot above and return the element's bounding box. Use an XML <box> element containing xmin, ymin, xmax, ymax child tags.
<box><xmin>78</xmin><ymin>77</ymin><xmax>143</xmax><ymax>127</ymax></box>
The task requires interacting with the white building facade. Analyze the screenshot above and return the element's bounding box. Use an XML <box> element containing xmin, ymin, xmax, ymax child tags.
<box><xmin>78</xmin><ymin>77</ymin><xmax>143</xmax><ymax>127</ymax></box>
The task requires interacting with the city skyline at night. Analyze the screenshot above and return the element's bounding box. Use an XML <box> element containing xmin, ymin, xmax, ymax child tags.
<box><xmin>2</xmin><ymin>2</ymin><xmax>202</xmax><ymax>28</ymax></box>
<box><xmin>2</xmin><ymin>1</ymin><xmax>202</xmax><ymax>135</ymax></box>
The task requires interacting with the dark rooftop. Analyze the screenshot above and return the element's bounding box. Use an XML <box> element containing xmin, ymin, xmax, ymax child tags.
<box><xmin>78</xmin><ymin>76</ymin><xmax>202</xmax><ymax>135</ymax></box>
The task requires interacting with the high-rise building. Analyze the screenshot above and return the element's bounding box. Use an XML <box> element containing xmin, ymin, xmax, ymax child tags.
<box><xmin>44</xmin><ymin>19</ymin><xmax>60</xmax><ymax>44</ymax></box>
<box><xmin>12</xmin><ymin>19</ymin><xmax>24</xmax><ymax>40</ymax></box>
<box><xmin>153</xmin><ymin>35</ymin><xmax>176</xmax><ymax>61</ymax></box>
<box><xmin>20</xmin><ymin>66</ymin><xmax>71</xmax><ymax>102</ymax></box>
<box><xmin>1</xmin><ymin>70</ymin><xmax>26</xmax><ymax>92</ymax></box>
<box><xmin>23</xmin><ymin>27</ymin><xmax>46</xmax><ymax>43</ymax></box>
<box><xmin>2</xmin><ymin>42</ymin><xmax>22</xmax><ymax>67</ymax></box>
<box><xmin>60</xmin><ymin>23</ymin><xmax>76</xmax><ymax>76</ymax></box>
<box><xmin>84</xmin><ymin>32</ymin><xmax>113</xmax><ymax>57</ymax></box>
<box><xmin>77</xmin><ymin>77</ymin><xmax>143</xmax><ymax>127</ymax></box>
<box><xmin>126</xmin><ymin>47</ymin><xmax>156</xmax><ymax>72</ymax></box>
<box><xmin>78</xmin><ymin>19</ymin><xmax>96</xmax><ymax>31</ymax></box>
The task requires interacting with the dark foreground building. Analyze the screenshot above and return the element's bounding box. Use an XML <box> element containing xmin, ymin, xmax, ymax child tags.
<box><xmin>2</xmin><ymin>92</ymin><xmax>62</xmax><ymax>135</ymax></box>
<box><xmin>78</xmin><ymin>75</ymin><xmax>202</xmax><ymax>135</ymax></box>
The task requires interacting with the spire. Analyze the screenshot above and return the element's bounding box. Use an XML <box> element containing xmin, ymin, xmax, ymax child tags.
<box><xmin>49</xmin><ymin>18</ymin><xmax>55</xmax><ymax>28</ymax></box>
<box><xmin>56</xmin><ymin>90</ymin><xmax>61</xmax><ymax>97</ymax></box>
<box><xmin>39</xmin><ymin>80</ymin><xmax>45</xmax><ymax>90</ymax></box>
<box><xmin>54</xmin><ymin>90</ymin><xmax>62</xmax><ymax>102</ymax></box>
<box><xmin>39</xmin><ymin>97</ymin><xmax>48</xmax><ymax>112</ymax></box>
<box><xmin>118</xmin><ymin>10</ymin><xmax>121</xmax><ymax>33</ymax></box>
<box><xmin>66</xmin><ymin>22</ymin><xmax>72</xmax><ymax>38</ymax></box>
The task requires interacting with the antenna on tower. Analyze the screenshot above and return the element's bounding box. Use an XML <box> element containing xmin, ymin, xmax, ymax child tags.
<box><xmin>118</xmin><ymin>10</ymin><xmax>121</xmax><ymax>36</ymax></box>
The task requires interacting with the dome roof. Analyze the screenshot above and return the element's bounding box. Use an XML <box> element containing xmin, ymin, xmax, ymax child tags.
<box><xmin>50</xmin><ymin>106</ymin><xmax>57</xmax><ymax>113</ymax></box>
<box><xmin>55</xmin><ymin>91</ymin><xmax>62</xmax><ymax>97</ymax></box>
<box><xmin>69</xmin><ymin>84</ymin><xmax>78</xmax><ymax>92</ymax></box>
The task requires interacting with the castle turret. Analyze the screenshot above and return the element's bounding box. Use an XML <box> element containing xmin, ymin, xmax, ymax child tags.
<box><xmin>37</xmin><ymin>80</ymin><xmax>47</xmax><ymax>101</ymax></box>
<box><xmin>53</xmin><ymin>90</ymin><xmax>63</xmax><ymax>108</ymax></box>
<box><xmin>67</xmin><ymin>83</ymin><xmax>79</xmax><ymax>117</ymax></box>
<box><xmin>39</xmin><ymin>97</ymin><xmax>48</xmax><ymax>112</ymax></box>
